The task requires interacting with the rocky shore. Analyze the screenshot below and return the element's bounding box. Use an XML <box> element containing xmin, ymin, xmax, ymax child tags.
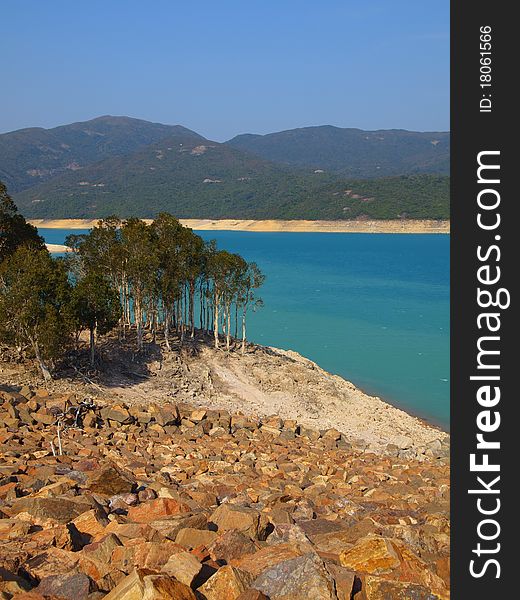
<box><xmin>0</xmin><ymin>387</ymin><xmax>449</xmax><ymax>600</ymax></box>
<box><xmin>1</xmin><ymin>339</ymin><xmax>450</xmax><ymax>599</ymax></box>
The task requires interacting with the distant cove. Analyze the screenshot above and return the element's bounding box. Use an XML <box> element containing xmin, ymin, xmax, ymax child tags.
<box><xmin>41</xmin><ymin>228</ymin><xmax>450</xmax><ymax>428</ymax></box>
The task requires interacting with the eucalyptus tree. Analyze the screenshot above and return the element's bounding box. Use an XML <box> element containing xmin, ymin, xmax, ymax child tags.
<box><xmin>70</xmin><ymin>272</ymin><xmax>121</xmax><ymax>366</ymax></box>
<box><xmin>121</xmin><ymin>218</ymin><xmax>159</xmax><ymax>350</ymax></box>
<box><xmin>0</xmin><ymin>246</ymin><xmax>72</xmax><ymax>380</ymax></box>
<box><xmin>182</xmin><ymin>227</ymin><xmax>205</xmax><ymax>338</ymax></box>
<box><xmin>238</xmin><ymin>262</ymin><xmax>265</xmax><ymax>353</ymax></box>
<box><xmin>151</xmin><ymin>213</ymin><xmax>185</xmax><ymax>350</ymax></box>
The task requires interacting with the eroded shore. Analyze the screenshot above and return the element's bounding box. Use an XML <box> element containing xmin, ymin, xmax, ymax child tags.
<box><xmin>30</xmin><ymin>218</ymin><xmax>450</xmax><ymax>234</ymax></box>
<box><xmin>0</xmin><ymin>337</ymin><xmax>448</xmax><ymax>455</ymax></box>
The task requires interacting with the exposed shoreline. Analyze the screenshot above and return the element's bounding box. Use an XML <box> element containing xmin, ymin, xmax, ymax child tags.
<box><xmin>0</xmin><ymin>337</ymin><xmax>448</xmax><ymax>454</ymax></box>
<box><xmin>31</xmin><ymin>218</ymin><xmax>450</xmax><ymax>234</ymax></box>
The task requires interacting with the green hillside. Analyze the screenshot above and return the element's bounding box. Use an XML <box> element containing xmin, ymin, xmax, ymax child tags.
<box><xmin>0</xmin><ymin>116</ymin><xmax>201</xmax><ymax>193</ymax></box>
<box><xmin>15</xmin><ymin>132</ymin><xmax>449</xmax><ymax>220</ymax></box>
<box><xmin>226</xmin><ymin>126</ymin><xmax>450</xmax><ymax>178</ymax></box>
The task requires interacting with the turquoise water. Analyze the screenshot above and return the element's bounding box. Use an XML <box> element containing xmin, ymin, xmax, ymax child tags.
<box><xmin>41</xmin><ymin>229</ymin><xmax>450</xmax><ymax>429</ymax></box>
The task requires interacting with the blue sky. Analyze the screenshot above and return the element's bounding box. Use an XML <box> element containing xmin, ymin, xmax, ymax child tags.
<box><xmin>1</xmin><ymin>0</ymin><xmax>449</xmax><ymax>140</ymax></box>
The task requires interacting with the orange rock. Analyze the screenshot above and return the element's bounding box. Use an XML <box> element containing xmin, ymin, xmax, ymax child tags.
<box><xmin>127</xmin><ymin>498</ymin><xmax>191</xmax><ymax>523</ymax></box>
<box><xmin>198</xmin><ymin>565</ymin><xmax>254</xmax><ymax>600</ymax></box>
<box><xmin>231</xmin><ymin>543</ymin><xmax>303</xmax><ymax>578</ymax></box>
<box><xmin>339</xmin><ymin>537</ymin><xmax>401</xmax><ymax>575</ymax></box>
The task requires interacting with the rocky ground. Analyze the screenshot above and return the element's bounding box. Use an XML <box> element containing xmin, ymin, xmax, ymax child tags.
<box><xmin>0</xmin><ymin>337</ymin><xmax>450</xmax><ymax>599</ymax></box>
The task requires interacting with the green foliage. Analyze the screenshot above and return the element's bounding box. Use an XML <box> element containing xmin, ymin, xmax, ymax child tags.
<box><xmin>0</xmin><ymin>246</ymin><xmax>72</xmax><ymax>379</ymax></box>
<box><xmin>14</xmin><ymin>132</ymin><xmax>450</xmax><ymax>220</ymax></box>
<box><xmin>227</xmin><ymin>125</ymin><xmax>450</xmax><ymax>178</ymax></box>
<box><xmin>67</xmin><ymin>215</ymin><xmax>265</xmax><ymax>352</ymax></box>
<box><xmin>70</xmin><ymin>272</ymin><xmax>121</xmax><ymax>336</ymax></box>
<box><xmin>0</xmin><ymin>116</ymin><xmax>202</xmax><ymax>193</ymax></box>
<box><xmin>0</xmin><ymin>181</ymin><xmax>45</xmax><ymax>262</ymax></box>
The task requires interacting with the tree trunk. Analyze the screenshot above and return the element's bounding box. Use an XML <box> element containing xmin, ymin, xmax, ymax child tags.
<box><xmin>241</xmin><ymin>308</ymin><xmax>247</xmax><ymax>354</ymax></box>
<box><xmin>33</xmin><ymin>341</ymin><xmax>52</xmax><ymax>381</ymax></box>
<box><xmin>226</xmin><ymin>306</ymin><xmax>231</xmax><ymax>351</ymax></box>
<box><xmin>214</xmin><ymin>293</ymin><xmax>220</xmax><ymax>349</ymax></box>
<box><xmin>89</xmin><ymin>325</ymin><xmax>96</xmax><ymax>367</ymax></box>
<box><xmin>189</xmin><ymin>280</ymin><xmax>195</xmax><ymax>337</ymax></box>
<box><xmin>164</xmin><ymin>306</ymin><xmax>171</xmax><ymax>351</ymax></box>
<box><xmin>136</xmin><ymin>296</ymin><xmax>143</xmax><ymax>351</ymax></box>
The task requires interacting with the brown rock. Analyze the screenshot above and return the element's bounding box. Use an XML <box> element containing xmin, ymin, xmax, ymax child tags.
<box><xmin>86</xmin><ymin>464</ymin><xmax>135</xmax><ymax>496</ymax></box>
<box><xmin>210</xmin><ymin>504</ymin><xmax>270</xmax><ymax>540</ymax></box>
<box><xmin>231</xmin><ymin>543</ymin><xmax>304</xmax><ymax>578</ymax></box>
<box><xmin>9</xmin><ymin>497</ymin><xmax>91</xmax><ymax>524</ymax></box>
<box><xmin>360</xmin><ymin>575</ymin><xmax>443</xmax><ymax>599</ymax></box>
<box><xmin>102</xmin><ymin>569</ymin><xmax>196</xmax><ymax>600</ymax></box>
<box><xmin>35</xmin><ymin>573</ymin><xmax>91</xmax><ymax>600</ymax></box>
<box><xmin>236</xmin><ymin>590</ymin><xmax>270</xmax><ymax>600</ymax></box>
<box><xmin>127</xmin><ymin>498</ymin><xmax>191</xmax><ymax>523</ymax></box>
<box><xmin>72</xmin><ymin>508</ymin><xmax>110</xmax><ymax>541</ymax></box>
<box><xmin>22</xmin><ymin>548</ymin><xmax>79</xmax><ymax>581</ymax></box>
<box><xmin>100</xmin><ymin>406</ymin><xmax>133</xmax><ymax>425</ymax></box>
<box><xmin>175</xmin><ymin>527</ymin><xmax>218</xmax><ymax>549</ymax></box>
<box><xmin>198</xmin><ymin>565</ymin><xmax>254</xmax><ymax>600</ymax></box>
<box><xmin>161</xmin><ymin>550</ymin><xmax>202</xmax><ymax>586</ymax></box>
<box><xmin>208</xmin><ymin>530</ymin><xmax>258</xmax><ymax>563</ymax></box>
<box><xmin>252</xmin><ymin>552</ymin><xmax>337</xmax><ymax>600</ymax></box>
<box><xmin>339</xmin><ymin>537</ymin><xmax>401</xmax><ymax>575</ymax></box>
<box><xmin>132</xmin><ymin>541</ymin><xmax>185</xmax><ymax>571</ymax></box>
<box><xmin>326</xmin><ymin>565</ymin><xmax>356</xmax><ymax>600</ymax></box>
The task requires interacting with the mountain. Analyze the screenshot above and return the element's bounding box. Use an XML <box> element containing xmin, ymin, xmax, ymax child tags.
<box><xmin>0</xmin><ymin>116</ymin><xmax>202</xmax><ymax>193</ymax></box>
<box><xmin>14</xmin><ymin>130</ymin><xmax>449</xmax><ymax>220</ymax></box>
<box><xmin>226</xmin><ymin>126</ymin><xmax>450</xmax><ymax>178</ymax></box>
<box><xmin>1</xmin><ymin>116</ymin><xmax>449</xmax><ymax>220</ymax></box>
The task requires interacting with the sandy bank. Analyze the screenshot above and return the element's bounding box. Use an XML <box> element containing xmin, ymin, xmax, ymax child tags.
<box><xmin>45</xmin><ymin>243</ymin><xmax>69</xmax><ymax>253</ymax></box>
<box><xmin>30</xmin><ymin>218</ymin><xmax>450</xmax><ymax>234</ymax></box>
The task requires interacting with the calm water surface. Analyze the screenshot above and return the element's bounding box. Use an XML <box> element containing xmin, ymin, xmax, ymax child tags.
<box><xmin>41</xmin><ymin>229</ymin><xmax>450</xmax><ymax>428</ymax></box>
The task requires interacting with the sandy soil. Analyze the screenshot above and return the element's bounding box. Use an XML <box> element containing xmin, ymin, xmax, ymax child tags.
<box><xmin>30</xmin><ymin>218</ymin><xmax>450</xmax><ymax>234</ymax></box>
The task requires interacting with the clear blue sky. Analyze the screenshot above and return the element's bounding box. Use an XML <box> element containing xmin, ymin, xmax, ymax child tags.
<box><xmin>1</xmin><ymin>0</ymin><xmax>449</xmax><ymax>141</ymax></box>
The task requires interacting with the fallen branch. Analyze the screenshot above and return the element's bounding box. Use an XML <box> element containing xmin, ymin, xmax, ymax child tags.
<box><xmin>72</xmin><ymin>365</ymin><xmax>104</xmax><ymax>391</ymax></box>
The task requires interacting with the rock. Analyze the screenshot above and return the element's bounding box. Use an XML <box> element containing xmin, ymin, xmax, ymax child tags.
<box><xmin>100</xmin><ymin>406</ymin><xmax>133</xmax><ymax>425</ymax></box>
<box><xmin>252</xmin><ymin>552</ymin><xmax>338</xmax><ymax>600</ymax></box>
<box><xmin>326</xmin><ymin>565</ymin><xmax>356</xmax><ymax>600</ymax></box>
<box><xmin>127</xmin><ymin>498</ymin><xmax>191</xmax><ymax>522</ymax></box>
<box><xmin>198</xmin><ymin>565</ymin><xmax>254</xmax><ymax>600</ymax></box>
<box><xmin>86</xmin><ymin>464</ymin><xmax>135</xmax><ymax>496</ymax></box>
<box><xmin>208</xmin><ymin>530</ymin><xmax>258</xmax><ymax>563</ymax></box>
<box><xmin>9</xmin><ymin>497</ymin><xmax>91</xmax><ymax>524</ymax></box>
<box><xmin>339</xmin><ymin>537</ymin><xmax>401</xmax><ymax>575</ymax></box>
<box><xmin>22</xmin><ymin>548</ymin><xmax>79</xmax><ymax>581</ymax></box>
<box><xmin>131</xmin><ymin>541</ymin><xmax>185</xmax><ymax>572</ymax></box>
<box><xmin>161</xmin><ymin>550</ymin><xmax>202</xmax><ymax>586</ymax></box>
<box><xmin>72</xmin><ymin>508</ymin><xmax>110</xmax><ymax>541</ymax></box>
<box><xmin>35</xmin><ymin>573</ymin><xmax>91</xmax><ymax>600</ymax></box>
<box><xmin>142</xmin><ymin>574</ymin><xmax>197</xmax><ymax>599</ymax></box>
<box><xmin>360</xmin><ymin>575</ymin><xmax>443</xmax><ymax>599</ymax></box>
<box><xmin>231</xmin><ymin>543</ymin><xmax>304</xmax><ymax>578</ymax></box>
<box><xmin>210</xmin><ymin>505</ymin><xmax>270</xmax><ymax>540</ymax></box>
<box><xmin>236</xmin><ymin>591</ymin><xmax>270</xmax><ymax>600</ymax></box>
<box><xmin>175</xmin><ymin>527</ymin><xmax>218</xmax><ymax>549</ymax></box>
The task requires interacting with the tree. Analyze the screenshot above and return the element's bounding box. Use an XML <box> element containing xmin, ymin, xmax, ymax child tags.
<box><xmin>0</xmin><ymin>181</ymin><xmax>45</xmax><ymax>263</ymax></box>
<box><xmin>70</xmin><ymin>273</ymin><xmax>121</xmax><ymax>366</ymax></box>
<box><xmin>0</xmin><ymin>246</ymin><xmax>72</xmax><ymax>380</ymax></box>
<box><xmin>121</xmin><ymin>218</ymin><xmax>159</xmax><ymax>351</ymax></box>
<box><xmin>238</xmin><ymin>262</ymin><xmax>265</xmax><ymax>353</ymax></box>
